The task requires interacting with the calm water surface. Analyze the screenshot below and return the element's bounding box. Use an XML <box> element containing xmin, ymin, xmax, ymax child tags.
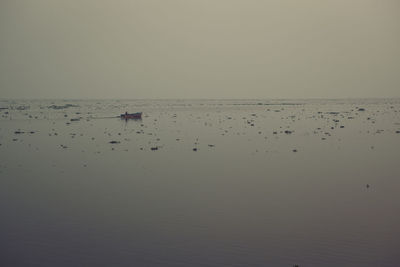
<box><xmin>0</xmin><ymin>99</ymin><xmax>399</xmax><ymax>266</ymax></box>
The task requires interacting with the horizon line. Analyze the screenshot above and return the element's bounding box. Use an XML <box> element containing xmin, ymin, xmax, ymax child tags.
<box><xmin>1</xmin><ymin>96</ymin><xmax>400</xmax><ymax>101</ymax></box>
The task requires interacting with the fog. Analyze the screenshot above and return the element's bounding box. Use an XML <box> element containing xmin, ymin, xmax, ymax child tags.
<box><xmin>1</xmin><ymin>0</ymin><xmax>399</xmax><ymax>99</ymax></box>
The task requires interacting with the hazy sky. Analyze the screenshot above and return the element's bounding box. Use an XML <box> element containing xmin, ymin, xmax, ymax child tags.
<box><xmin>1</xmin><ymin>0</ymin><xmax>399</xmax><ymax>99</ymax></box>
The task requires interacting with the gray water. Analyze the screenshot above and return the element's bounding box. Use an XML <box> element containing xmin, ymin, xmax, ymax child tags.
<box><xmin>1</xmin><ymin>99</ymin><xmax>399</xmax><ymax>266</ymax></box>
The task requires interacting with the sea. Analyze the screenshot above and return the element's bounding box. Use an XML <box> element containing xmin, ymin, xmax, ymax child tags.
<box><xmin>0</xmin><ymin>98</ymin><xmax>399</xmax><ymax>266</ymax></box>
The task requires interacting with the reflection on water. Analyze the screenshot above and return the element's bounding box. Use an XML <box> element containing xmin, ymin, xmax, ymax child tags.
<box><xmin>0</xmin><ymin>99</ymin><xmax>399</xmax><ymax>266</ymax></box>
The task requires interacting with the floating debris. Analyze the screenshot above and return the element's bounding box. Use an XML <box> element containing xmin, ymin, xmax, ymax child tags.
<box><xmin>48</xmin><ymin>104</ymin><xmax>79</xmax><ymax>110</ymax></box>
<box><xmin>15</xmin><ymin>105</ymin><xmax>30</xmax><ymax>110</ymax></box>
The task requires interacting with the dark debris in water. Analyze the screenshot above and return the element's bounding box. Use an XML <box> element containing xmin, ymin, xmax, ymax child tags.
<box><xmin>48</xmin><ymin>104</ymin><xmax>79</xmax><ymax>110</ymax></box>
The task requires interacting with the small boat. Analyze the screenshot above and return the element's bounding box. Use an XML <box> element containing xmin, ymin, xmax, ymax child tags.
<box><xmin>120</xmin><ymin>112</ymin><xmax>142</xmax><ymax>119</ymax></box>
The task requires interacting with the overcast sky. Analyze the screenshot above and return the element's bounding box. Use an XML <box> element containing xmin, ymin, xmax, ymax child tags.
<box><xmin>0</xmin><ymin>0</ymin><xmax>399</xmax><ymax>99</ymax></box>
